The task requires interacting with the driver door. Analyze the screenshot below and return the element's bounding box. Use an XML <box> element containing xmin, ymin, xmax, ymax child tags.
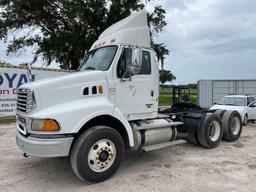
<box><xmin>114</xmin><ymin>47</ymin><xmax>156</xmax><ymax>121</ymax></box>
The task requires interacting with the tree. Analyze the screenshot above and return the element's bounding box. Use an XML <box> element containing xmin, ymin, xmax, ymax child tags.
<box><xmin>152</xmin><ymin>41</ymin><xmax>169</xmax><ymax>69</ymax></box>
<box><xmin>0</xmin><ymin>0</ymin><xmax>169</xmax><ymax>70</ymax></box>
<box><xmin>160</xmin><ymin>69</ymin><xmax>176</xmax><ymax>85</ymax></box>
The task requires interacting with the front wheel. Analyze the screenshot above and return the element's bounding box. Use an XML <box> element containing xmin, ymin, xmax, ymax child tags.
<box><xmin>71</xmin><ymin>126</ymin><xmax>125</xmax><ymax>183</ymax></box>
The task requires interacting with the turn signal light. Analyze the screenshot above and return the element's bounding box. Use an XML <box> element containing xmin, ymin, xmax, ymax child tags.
<box><xmin>98</xmin><ymin>85</ymin><xmax>103</xmax><ymax>94</ymax></box>
<box><xmin>44</xmin><ymin>120</ymin><xmax>60</xmax><ymax>131</ymax></box>
<box><xmin>110</xmin><ymin>38</ymin><xmax>116</xmax><ymax>43</ymax></box>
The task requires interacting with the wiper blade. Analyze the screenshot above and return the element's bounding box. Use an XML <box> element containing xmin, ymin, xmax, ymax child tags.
<box><xmin>84</xmin><ymin>67</ymin><xmax>95</xmax><ymax>70</ymax></box>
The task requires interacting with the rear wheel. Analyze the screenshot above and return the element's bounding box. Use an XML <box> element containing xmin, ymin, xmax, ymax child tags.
<box><xmin>71</xmin><ymin>126</ymin><xmax>125</xmax><ymax>182</ymax></box>
<box><xmin>183</xmin><ymin>116</ymin><xmax>201</xmax><ymax>146</ymax></box>
<box><xmin>188</xmin><ymin>124</ymin><xmax>200</xmax><ymax>146</ymax></box>
<box><xmin>215</xmin><ymin>109</ymin><xmax>225</xmax><ymax>118</ymax></box>
<box><xmin>222</xmin><ymin>110</ymin><xmax>242</xmax><ymax>142</ymax></box>
<box><xmin>197</xmin><ymin>113</ymin><xmax>223</xmax><ymax>149</ymax></box>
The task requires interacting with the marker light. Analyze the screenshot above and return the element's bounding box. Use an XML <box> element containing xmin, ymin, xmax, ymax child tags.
<box><xmin>98</xmin><ymin>85</ymin><xmax>103</xmax><ymax>94</ymax></box>
<box><xmin>31</xmin><ymin>119</ymin><xmax>60</xmax><ymax>131</ymax></box>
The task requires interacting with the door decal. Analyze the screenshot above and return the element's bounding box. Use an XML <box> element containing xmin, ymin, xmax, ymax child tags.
<box><xmin>128</xmin><ymin>85</ymin><xmax>136</xmax><ymax>96</ymax></box>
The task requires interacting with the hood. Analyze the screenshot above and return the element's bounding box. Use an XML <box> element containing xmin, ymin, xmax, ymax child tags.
<box><xmin>210</xmin><ymin>104</ymin><xmax>245</xmax><ymax>114</ymax></box>
<box><xmin>21</xmin><ymin>70</ymin><xmax>107</xmax><ymax>110</ymax></box>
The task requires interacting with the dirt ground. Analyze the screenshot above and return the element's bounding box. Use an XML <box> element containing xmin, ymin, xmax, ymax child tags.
<box><xmin>0</xmin><ymin>122</ymin><xmax>255</xmax><ymax>192</ymax></box>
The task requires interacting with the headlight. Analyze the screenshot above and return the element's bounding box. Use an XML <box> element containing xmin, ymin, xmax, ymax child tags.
<box><xmin>31</xmin><ymin>119</ymin><xmax>60</xmax><ymax>131</ymax></box>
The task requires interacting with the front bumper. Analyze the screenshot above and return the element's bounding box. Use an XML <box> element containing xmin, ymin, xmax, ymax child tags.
<box><xmin>16</xmin><ymin>130</ymin><xmax>74</xmax><ymax>157</ymax></box>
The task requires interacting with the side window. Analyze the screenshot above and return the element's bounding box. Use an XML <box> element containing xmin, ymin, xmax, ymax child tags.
<box><xmin>247</xmin><ymin>97</ymin><xmax>253</xmax><ymax>106</ymax></box>
<box><xmin>117</xmin><ymin>48</ymin><xmax>132</xmax><ymax>78</ymax></box>
<box><xmin>138</xmin><ymin>51</ymin><xmax>151</xmax><ymax>75</ymax></box>
<box><xmin>116</xmin><ymin>49</ymin><xmax>151</xmax><ymax>78</ymax></box>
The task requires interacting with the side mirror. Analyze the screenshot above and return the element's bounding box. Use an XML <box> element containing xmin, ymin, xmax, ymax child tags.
<box><xmin>129</xmin><ymin>47</ymin><xmax>142</xmax><ymax>75</ymax></box>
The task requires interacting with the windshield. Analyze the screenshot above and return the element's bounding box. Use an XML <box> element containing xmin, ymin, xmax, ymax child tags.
<box><xmin>79</xmin><ymin>46</ymin><xmax>118</xmax><ymax>71</ymax></box>
<box><xmin>219</xmin><ymin>97</ymin><xmax>246</xmax><ymax>106</ymax></box>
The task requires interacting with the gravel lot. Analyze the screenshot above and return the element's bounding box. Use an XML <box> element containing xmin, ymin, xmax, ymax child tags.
<box><xmin>0</xmin><ymin>122</ymin><xmax>255</xmax><ymax>192</ymax></box>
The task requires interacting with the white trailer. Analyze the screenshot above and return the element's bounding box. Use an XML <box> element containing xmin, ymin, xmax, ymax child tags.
<box><xmin>198</xmin><ymin>80</ymin><xmax>256</xmax><ymax>108</ymax></box>
<box><xmin>16</xmin><ymin>10</ymin><xmax>243</xmax><ymax>183</ymax></box>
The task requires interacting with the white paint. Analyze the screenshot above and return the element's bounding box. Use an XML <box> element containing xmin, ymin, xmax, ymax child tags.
<box><xmin>198</xmin><ymin>80</ymin><xmax>256</xmax><ymax>108</ymax></box>
<box><xmin>0</xmin><ymin>66</ymin><xmax>68</xmax><ymax>117</ymax></box>
<box><xmin>16</xmin><ymin>10</ymin><xmax>156</xmax><ymax>150</ymax></box>
<box><xmin>90</xmin><ymin>10</ymin><xmax>151</xmax><ymax>50</ymax></box>
<box><xmin>210</xmin><ymin>95</ymin><xmax>256</xmax><ymax>121</ymax></box>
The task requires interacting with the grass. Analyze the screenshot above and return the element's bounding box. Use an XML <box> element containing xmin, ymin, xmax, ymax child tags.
<box><xmin>0</xmin><ymin>118</ymin><xmax>16</xmax><ymax>124</ymax></box>
<box><xmin>159</xmin><ymin>95</ymin><xmax>172</xmax><ymax>106</ymax></box>
<box><xmin>159</xmin><ymin>88</ymin><xmax>197</xmax><ymax>106</ymax></box>
<box><xmin>160</xmin><ymin>88</ymin><xmax>197</xmax><ymax>95</ymax></box>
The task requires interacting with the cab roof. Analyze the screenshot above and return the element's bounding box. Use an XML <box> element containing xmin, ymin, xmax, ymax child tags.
<box><xmin>90</xmin><ymin>10</ymin><xmax>151</xmax><ymax>51</ymax></box>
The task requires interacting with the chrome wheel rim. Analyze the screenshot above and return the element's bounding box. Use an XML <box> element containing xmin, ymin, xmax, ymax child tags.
<box><xmin>209</xmin><ymin>120</ymin><xmax>221</xmax><ymax>142</ymax></box>
<box><xmin>88</xmin><ymin>139</ymin><xmax>116</xmax><ymax>172</ymax></box>
<box><xmin>231</xmin><ymin>117</ymin><xmax>240</xmax><ymax>135</ymax></box>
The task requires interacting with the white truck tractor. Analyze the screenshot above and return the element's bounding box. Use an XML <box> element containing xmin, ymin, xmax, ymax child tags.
<box><xmin>16</xmin><ymin>10</ymin><xmax>242</xmax><ymax>182</ymax></box>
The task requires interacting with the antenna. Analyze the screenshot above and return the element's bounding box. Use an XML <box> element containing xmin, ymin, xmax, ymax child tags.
<box><xmin>27</xmin><ymin>62</ymin><xmax>33</xmax><ymax>82</ymax></box>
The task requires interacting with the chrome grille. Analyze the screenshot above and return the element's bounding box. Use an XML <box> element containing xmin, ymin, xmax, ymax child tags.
<box><xmin>17</xmin><ymin>88</ymin><xmax>35</xmax><ymax>114</ymax></box>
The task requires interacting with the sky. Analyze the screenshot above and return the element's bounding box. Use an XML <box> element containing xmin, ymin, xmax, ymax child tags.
<box><xmin>1</xmin><ymin>0</ymin><xmax>256</xmax><ymax>84</ymax></box>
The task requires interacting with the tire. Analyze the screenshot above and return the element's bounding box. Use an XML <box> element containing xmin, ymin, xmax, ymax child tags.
<box><xmin>215</xmin><ymin>109</ymin><xmax>226</xmax><ymax>118</ymax></box>
<box><xmin>188</xmin><ymin>123</ymin><xmax>200</xmax><ymax>146</ymax></box>
<box><xmin>243</xmin><ymin>114</ymin><xmax>248</xmax><ymax>126</ymax></box>
<box><xmin>71</xmin><ymin>126</ymin><xmax>125</xmax><ymax>183</ymax></box>
<box><xmin>222</xmin><ymin>110</ymin><xmax>242</xmax><ymax>142</ymax></box>
<box><xmin>197</xmin><ymin>113</ymin><xmax>223</xmax><ymax>149</ymax></box>
<box><xmin>183</xmin><ymin>116</ymin><xmax>202</xmax><ymax>146</ymax></box>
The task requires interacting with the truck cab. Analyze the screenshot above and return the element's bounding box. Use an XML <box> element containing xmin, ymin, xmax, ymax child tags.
<box><xmin>16</xmin><ymin>10</ymin><xmax>162</xmax><ymax>181</ymax></box>
<box><xmin>16</xmin><ymin>10</ymin><xmax>242</xmax><ymax>183</ymax></box>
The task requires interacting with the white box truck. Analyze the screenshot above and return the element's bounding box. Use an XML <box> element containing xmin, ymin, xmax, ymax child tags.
<box><xmin>16</xmin><ymin>10</ymin><xmax>242</xmax><ymax>182</ymax></box>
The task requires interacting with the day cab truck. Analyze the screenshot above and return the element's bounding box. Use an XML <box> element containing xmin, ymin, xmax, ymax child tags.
<box><xmin>16</xmin><ymin>10</ymin><xmax>243</xmax><ymax>183</ymax></box>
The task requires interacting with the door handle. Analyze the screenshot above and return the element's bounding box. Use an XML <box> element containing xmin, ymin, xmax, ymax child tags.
<box><xmin>151</xmin><ymin>90</ymin><xmax>154</xmax><ymax>97</ymax></box>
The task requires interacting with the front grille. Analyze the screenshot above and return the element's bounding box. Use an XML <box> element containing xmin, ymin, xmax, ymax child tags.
<box><xmin>17</xmin><ymin>88</ymin><xmax>35</xmax><ymax>114</ymax></box>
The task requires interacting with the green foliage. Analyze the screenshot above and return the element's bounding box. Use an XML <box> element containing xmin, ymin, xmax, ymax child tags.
<box><xmin>159</xmin><ymin>95</ymin><xmax>172</xmax><ymax>106</ymax></box>
<box><xmin>159</xmin><ymin>69</ymin><xmax>176</xmax><ymax>85</ymax></box>
<box><xmin>0</xmin><ymin>118</ymin><xmax>16</xmax><ymax>124</ymax></box>
<box><xmin>159</xmin><ymin>88</ymin><xmax>197</xmax><ymax>106</ymax></box>
<box><xmin>152</xmin><ymin>41</ymin><xmax>169</xmax><ymax>69</ymax></box>
<box><xmin>0</xmin><ymin>0</ymin><xmax>169</xmax><ymax>70</ymax></box>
